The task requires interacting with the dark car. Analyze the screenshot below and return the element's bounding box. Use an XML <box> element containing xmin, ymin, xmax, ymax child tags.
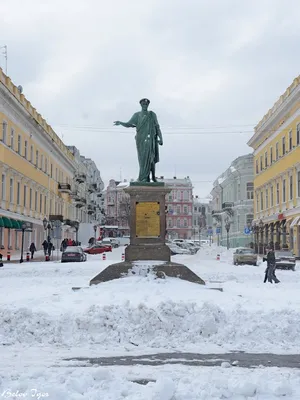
<box><xmin>83</xmin><ymin>244</ymin><xmax>112</xmax><ymax>254</ymax></box>
<box><xmin>275</xmin><ymin>250</ymin><xmax>296</xmax><ymax>271</ymax></box>
<box><xmin>61</xmin><ymin>246</ymin><xmax>87</xmax><ymax>263</ymax></box>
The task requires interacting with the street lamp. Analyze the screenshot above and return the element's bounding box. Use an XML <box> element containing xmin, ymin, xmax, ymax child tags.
<box><xmin>93</xmin><ymin>224</ymin><xmax>97</xmax><ymax>243</ymax></box>
<box><xmin>43</xmin><ymin>217</ymin><xmax>52</xmax><ymax>258</ymax></box>
<box><xmin>259</xmin><ymin>219</ymin><xmax>264</xmax><ymax>254</ymax></box>
<box><xmin>20</xmin><ymin>222</ymin><xmax>28</xmax><ymax>263</ymax></box>
<box><xmin>224</xmin><ymin>217</ymin><xmax>231</xmax><ymax>250</ymax></box>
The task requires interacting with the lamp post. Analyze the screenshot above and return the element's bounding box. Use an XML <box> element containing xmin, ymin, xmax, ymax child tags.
<box><xmin>93</xmin><ymin>224</ymin><xmax>97</xmax><ymax>243</ymax></box>
<box><xmin>43</xmin><ymin>217</ymin><xmax>52</xmax><ymax>258</ymax></box>
<box><xmin>19</xmin><ymin>222</ymin><xmax>27</xmax><ymax>263</ymax></box>
<box><xmin>224</xmin><ymin>217</ymin><xmax>231</xmax><ymax>250</ymax></box>
<box><xmin>74</xmin><ymin>220</ymin><xmax>80</xmax><ymax>244</ymax></box>
<box><xmin>259</xmin><ymin>219</ymin><xmax>264</xmax><ymax>255</ymax></box>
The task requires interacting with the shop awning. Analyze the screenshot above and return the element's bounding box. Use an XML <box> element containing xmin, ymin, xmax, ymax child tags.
<box><xmin>2</xmin><ymin>217</ymin><xmax>12</xmax><ymax>228</ymax></box>
<box><xmin>290</xmin><ymin>216</ymin><xmax>300</xmax><ymax>228</ymax></box>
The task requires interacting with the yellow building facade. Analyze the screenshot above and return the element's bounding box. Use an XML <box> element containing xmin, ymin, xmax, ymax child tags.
<box><xmin>0</xmin><ymin>68</ymin><xmax>76</xmax><ymax>257</ymax></box>
<box><xmin>248</xmin><ymin>75</ymin><xmax>300</xmax><ymax>256</ymax></box>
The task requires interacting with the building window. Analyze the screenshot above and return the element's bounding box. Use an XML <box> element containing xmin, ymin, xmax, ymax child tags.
<box><xmin>289</xmin><ymin>130</ymin><xmax>293</xmax><ymax>151</ymax></box>
<box><xmin>260</xmin><ymin>155</ymin><xmax>263</xmax><ymax>171</ymax></box>
<box><xmin>256</xmin><ymin>194</ymin><xmax>259</xmax><ymax>212</ymax></box>
<box><xmin>276</xmin><ymin>142</ymin><xmax>279</xmax><ymax>160</ymax></box>
<box><xmin>246</xmin><ymin>182</ymin><xmax>254</xmax><ymax>199</ymax></box>
<box><xmin>17</xmin><ymin>182</ymin><xmax>20</xmax><ymax>205</ymax></box>
<box><xmin>177</xmin><ymin>218</ymin><xmax>180</xmax><ymax>228</ymax></box>
<box><xmin>40</xmin><ymin>194</ymin><xmax>42</xmax><ymax>213</ymax></box>
<box><xmin>298</xmin><ymin>171</ymin><xmax>300</xmax><ymax>198</ymax></box>
<box><xmin>276</xmin><ymin>183</ymin><xmax>279</xmax><ymax>205</ymax></box>
<box><xmin>10</xmin><ymin>128</ymin><xmax>14</xmax><ymax>149</ymax></box>
<box><xmin>40</xmin><ymin>154</ymin><xmax>44</xmax><ymax>170</ymax></box>
<box><xmin>176</xmin><ymin>205</ymin><xmax>181</xmax><ymax>214</ymax></box>
<box><xmin>270</xmin><ymin>185</ymin><xmax>274</xmax><ymax>207</ymax></box>
<box><xmin>50</xmin><ymin>164</ymin><xmax>53</xmax><ymax>178</ymax></box>
<box><xmin>282</xmin><ymin>137</ymin><xmax>286</xmax><ymax>155</ymax></box>
<box><xmin>168</xmin><ymin>219</ymin><xmax>173</xmax><ymax>228</ymax></box>
<box><xmin>44</xmin><ymin>195</ymin><xmax>47</xmax><ymax>214</ymax></box>
<box><xmin>260</xmin><ymin>191</ymin><xmax>263</xmax><ymax>210</ymax></box>
<box><xmin>264</xmin><ymin>151</ymin><xmax>268</xmax><ymax>168</ymax></box>
<box><xmin>35</xmin><ymin>191</ymin><xmax>38</xmax><ymax>211</ymax></box>
<box><xmin>290</xmin><ymin>175</ymin><xmax>293</xmax><ymax>200</ymax></box>
<box><xmin>265</xmin><ymin>188</ymin><xmax>269</xmax><ymax>209</ymax></box>
<box><xmin>256</xmin><ymin>160</ymin><xmax>259</xmax><ymax>174</ymax></box>
<box><xmin>183</xmin><ymin>191</ymin><xmax>188</xmax><ymax>200</ymax></box>
<box><xmin>45</xmin><ymin>158</ymin><xmax>48</xmax><ymax>174</ymax></box>
<box><xmin>55</xmin><ymin>168</ymin><xmax>58</xmax><ymax>182</ymax></box>
<box><xmin>23</xmin><ymin>185</ymin><xmax>27</xmax><ymax>207</ymax></box>
<box><xmin>283</xmin><ymin>179</ymin><xmax>286</xmax><ymax>203</ymax></box>
<box><xmin>246</xmin><ymin>214</ymin><xmax>253</xmax><ymax>226</ymax></box>
<box><xmin>30</xmin><ymin>145</ymin><xmax>33</xmax><ymax>162</ymax></box>
<box><xmin>24</xmin><ymin>140</ymin><xmax>28</xmax><ymax>159</ymax></box>
<box><xmin>29</xmin><ymin>188</ymin><xmax>32</xmax><ymax>209</ymax></box>
<box><xmin>297</xmin><ymin>123</ymin><xmax>300</xmax><ymax>145</ymax></box>
<box><xmin>17</xmin><ymin>135</ymin><xmax>21</xmax><ymax>154</ymax></box>
<box><xmin>2</xmin><ymin>122</ymin><xmax>7</xmax><ymax>144</ymax></box>
<box><xmin>270</xmin><ymin>147</ymin><xmax>273</xmax><ymax>164</ymax></box>
<box><xmin>9</xmin><ymin>178</ymin><xmax>13</xmax><ymax>203</ymax></box>
<box><xmin>36</xmin><ymin>150</ymin><xmax>39</xmax><ymax>167</ymax></box>
<box><xmin>183</xmin><ymin>205</ymin><xmax>188</xmax><ymax>214</ymax></box>
<box><xmin>184</xmin><ymin>218</ymin><xmax>188</xmax><ymax>227</ymax></box>
<box><xmin>1</xmin><ymin>174</ymin><xmax>5</xmax><ymax>200</ymax></box>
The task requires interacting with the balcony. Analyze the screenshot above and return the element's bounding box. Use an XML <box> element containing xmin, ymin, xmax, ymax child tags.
<box><xmin>87</xmin><ymin>204</ymin><xmax>96</xmax><ymax>214</ymax></box>
<box><xmin>222</xmin><ymin>202</ymin><xmax>234</xmax><ymax>209</ymax></box>
<box><xmin>58</xmin><ymin>183</ymin><xmax>72</xmax><ymax>193</ymax></box>
<box><xmin>75</xmin><ymin>173</ymin><xmax>86</xmax><ymax>183</ymax></box>
<box><xmin>75</xmin><ymin>198</ymin><xmax>87</xmax><ymax>208</ymax></box>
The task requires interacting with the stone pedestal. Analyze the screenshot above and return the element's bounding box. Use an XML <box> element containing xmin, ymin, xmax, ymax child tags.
<box><xmin>90</xmin><ymin>182</ymin><xmax>205</xmax><ymax>285</ymax></box>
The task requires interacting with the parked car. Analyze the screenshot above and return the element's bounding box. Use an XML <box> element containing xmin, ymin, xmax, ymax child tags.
<box><xmin>101</xmin><ymin>238</ymin><xmax>119</xmax><ymax>248</ymax></box>
<box><xmin>233</xmin><ymin>247</ymin><xmax>258</xmax><ymax>266</ymax></box>
<box><xmin>274</xmin><ymin>250</ymin><xmax>296</xmax><ymax>271</ymax></box>
<box><xmin>173</xmin><ymin>241</ymin><xmax>198</xmax><ymax>255</ymax></box>
<box><xmin>167</xmin><ymin>242</ymin><xmax>190</xmax><ymax>255</ymax></box>
<box><xmin>83</xmin><ymin>243</ymin><xmax>112</xmax><ymax>254</ymax></box>
<box><xmin>61</xmin><ymin>246</ymin><xmax>87</xmax><ymax>263</ymax></box>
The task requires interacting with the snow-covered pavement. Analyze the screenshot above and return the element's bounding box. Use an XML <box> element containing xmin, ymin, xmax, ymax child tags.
<box><xmin>1</xmin><ymin>246</ymin><xmax>300</xmax><ymax>399</ymax></box>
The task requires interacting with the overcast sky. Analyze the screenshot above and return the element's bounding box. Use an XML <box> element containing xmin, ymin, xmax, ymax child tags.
<box><xmin>1</xmin><ymin>0</ymin><xmax>300</xmax><ymax>198</ymax></box>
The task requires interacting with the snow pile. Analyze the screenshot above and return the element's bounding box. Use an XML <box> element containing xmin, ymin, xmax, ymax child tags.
<box><xmin>2</xmin><ymin>297</ymin><xmax>300</xmax><ymax>352</ymax></box>
<box><xmin>0</xmin><ymin>365</ymin><xmax>299</xmax><ymax>399</ymax></box>
<box><xmin>0</xmin><ymin>301</ymin><xmax>225</xmax><ymax>347</ymax></box>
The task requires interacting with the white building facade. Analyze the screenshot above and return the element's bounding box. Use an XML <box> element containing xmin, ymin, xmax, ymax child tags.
<box><xmin>210</xmin><ymin>154</ymin><xmax>254</xmax><ymax>248</ymax></box>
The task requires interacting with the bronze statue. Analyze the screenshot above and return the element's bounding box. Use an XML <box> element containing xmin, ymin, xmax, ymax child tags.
<box><xmin>114</xmin><ymin>98</ymin><xmax>163</xmax><ymax>182</ymax></box>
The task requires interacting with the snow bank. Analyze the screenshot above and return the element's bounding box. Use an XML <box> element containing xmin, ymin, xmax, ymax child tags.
<box><xmin>2</xmin><ymin>297</ymin><xmax>300</xmax><ymax>352</ymax></box>
<box><xmin>1</xmin><ymin>365</ymin><xmax>300</xmax><ymax>400</ymax></box>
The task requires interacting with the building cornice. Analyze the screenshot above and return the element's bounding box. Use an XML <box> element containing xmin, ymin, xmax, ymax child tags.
<box><xmin>248</xmin><ymin>76</ymin><xmax>300</xmax><ymax>148</ymax></box>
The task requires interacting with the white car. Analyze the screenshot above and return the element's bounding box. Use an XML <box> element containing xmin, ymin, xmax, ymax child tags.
<box><xmin>101</xmin><ymin>238</ymin><xmax>119</xmax><ymax>248</ymax></box>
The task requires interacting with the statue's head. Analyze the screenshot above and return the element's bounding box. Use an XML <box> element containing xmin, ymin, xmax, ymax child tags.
<box><xmin>140</xmin><ymin>98</ymin><xmax>150</xmax><ymax>111</ymax></box>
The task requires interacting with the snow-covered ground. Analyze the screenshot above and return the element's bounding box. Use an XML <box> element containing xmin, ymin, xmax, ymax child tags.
<box><xmin>1</xmin><ymin>245</ymin><xmax>300</xmax><ymax>399</ymax></box>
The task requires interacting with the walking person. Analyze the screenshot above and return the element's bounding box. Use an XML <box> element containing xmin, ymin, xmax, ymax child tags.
<box><xmin>42</xmin><ymin>239</ymin><xmax>48</xmax><ymax>256</ymax></box>
<box><xmin>264</xmin><ymin>248</ymin><xmax>280</xmax><ymax>284</ymax></box>
<box><xmin>29</xmin><ymin>242</ymin><xmax>36</xmax><ymax>259</ymax></box>
<box><xmin>48</xmin><ymin>241</ymin><xmax>54</xmax><ymax>257</ymax></box>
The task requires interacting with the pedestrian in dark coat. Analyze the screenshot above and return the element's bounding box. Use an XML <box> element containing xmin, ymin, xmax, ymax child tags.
<box><xmin>47</xmin><ymin>241</ymin><xmax>54</xmax><ymax>257</ymax></box>
<box><xmin>264</xmin><ymin>248</ymin><xmax>280</xmax><ymax>284</ymax></box>
<box><xmin>29</xmin><ymin>242</ymin><xmax>36</xmax><ymax>259</ymax></box>
<box><xmin>42</xmin><ymin>240</ymin><xmax>48</xmax><ymax>256</ymax></box>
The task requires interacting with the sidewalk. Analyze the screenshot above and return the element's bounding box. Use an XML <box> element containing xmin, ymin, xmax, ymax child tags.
<box><xmin>2</xmin><ymin>253</ymin><xmax>61</xmax><ymax>264</ymax></box>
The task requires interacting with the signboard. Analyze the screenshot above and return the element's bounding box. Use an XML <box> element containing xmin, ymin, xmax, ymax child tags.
<box><xmin>216</xmin><ymin>227</ymin><xmax>221</xmax><ymax>234</ymax></box>
<box><xmin>53</xmin><ymin>227</ymin><xmax>62</xmax><ymax>240</ymax></box>
<box><xmin>207</xmin><ymin>228</ymin><xmax>213</xmax><ymax>236</ymax></box>
<box><xmin>244</xmin><ymin>227</ymin><xmax>251</xmax><ymax>235</ymax></box>
<box><xmin>136</xmin><ymin>201</ymin><xmax>160</xmax><ymax>238</ymax></box>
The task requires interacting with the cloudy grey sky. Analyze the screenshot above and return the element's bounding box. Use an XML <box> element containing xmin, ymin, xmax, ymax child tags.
<box><xmin>1</xmin><ymin>0</ymin><xmax>300</xmax><ymax>197</ymax></box>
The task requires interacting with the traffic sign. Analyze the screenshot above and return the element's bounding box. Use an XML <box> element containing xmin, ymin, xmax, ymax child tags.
<box><xmin>244</xmin><ymin>227</ymin><xmax>251</xmax><ymax>235</ymax></box>
<box><xmin>216</xmin><ymin>227</ymin><xmax>221</xmax><ymax>234</ymax></box>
